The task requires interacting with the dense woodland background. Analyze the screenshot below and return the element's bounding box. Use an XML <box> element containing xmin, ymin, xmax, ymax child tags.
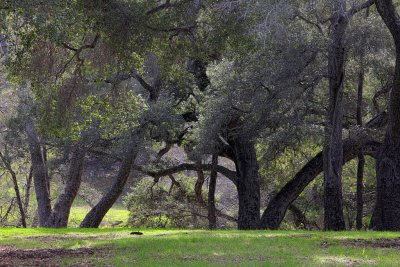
<box><xmin>0</xmin><ymin>0</ymin><xmax>400</xmax><ymax>231</ymax></box>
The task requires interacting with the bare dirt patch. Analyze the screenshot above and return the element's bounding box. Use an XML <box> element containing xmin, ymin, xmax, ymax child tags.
<box><xmin>0</xmin><ymin>246</ymin><xmax>109</xmax><ymax>267</ymax></box>
<box><xmin>344</xmin><ymin>238</ymin><xmax>400</xmax><ymax>249</ymax></box>
<box><xmin>287</xmin><ymin>234</ymin><xmax>312</xmax><ymax>238</ymax></box>
<box><xmin>18</xmin><ymin>233</ymin><xmax>121</xmax><ymax>242</ymax></box>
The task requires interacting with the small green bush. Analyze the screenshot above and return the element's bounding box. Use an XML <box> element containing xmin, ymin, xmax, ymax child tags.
<box><xmin>125</xmin><ymin>175</ymin><xmax>208</xmax><ymax>228</ymax></box>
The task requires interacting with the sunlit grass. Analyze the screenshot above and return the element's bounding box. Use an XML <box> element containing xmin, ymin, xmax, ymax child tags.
<box><xmin>1</xmin><ymin>229</ymin><xmax>400</xmax><ymax>266</ymax></box>
<box><xmin>68</xmin><ymin>206</ymin><xmax>129</xmax><ymax>227</ymax></box>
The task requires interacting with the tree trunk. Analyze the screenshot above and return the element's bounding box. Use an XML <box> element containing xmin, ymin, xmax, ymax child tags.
<box><xmin>25</xmin><ymin>121</ymin><xmax>51</xmax><ymax>227</ymax></box>
<box><xmin>231</xmin><ymin>137</ymin><xmax>260</xmax><ymax>230</ymax></box>
<box><xmin>80</xmin><ymin>132</ymin><xmax>142</xmax><ymax>228</ymax></box>
<box><xmin>356</xmin><ymin>153</ymin><xmax>365</xmax><ymax>230</ymax></box>
<box><xmin>195</xmin><ymin>170</ymin><xmax>205</xmax><ymax>205</ymax></box>
<box><xmin>10</xmin><ymin>168</ymin><xmax>27</xmax><ymax>228</ymax></box>
<box><xmin>260</xmin><ymin>140</ymin><xmax>380</xmax><ymax>230</ymax></box>
<box><xmin>24</xmin><ymin>166</ymin><xmax>33</xmax><ymax>214</ymax></box>
<box><xmin>370</xmin><ymin>0</ymin><xmax>400</xmax><ymax>231</ymax></box>
<box><xmin>0</xmin><ymin>153</ymin><xmax>27</xmax><ymax>228</ymax></box>
<box><xmin>356</xmin><ymin>68</ymin><xmax>365</xmax><ymax>230</ymax></box>
<box><xmin>208</xmin><ymin>155</ymin><xmax>218</xmax><ymax>229</ymax></box>
<box><xmin>44</xmin><ymin>145</ymin><xmax>87</xmax><ymax>227</ymax></box>
<box><xmin>323</xmin><ymin>1</ymin><xmax>347</xmax><ymax>231</ymax></box>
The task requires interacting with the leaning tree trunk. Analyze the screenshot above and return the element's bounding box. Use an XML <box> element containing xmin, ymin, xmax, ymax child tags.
<box><xmin>80</xmin><ymin>132</ymin><xmax>142</xmax><ymax>228</ymax></box>
<box><xmin>25</xmin><ymin>121</ymin><xmax>51</xmax><ymax>227</ymax></box>
<box><xmin>260</xmin><ymin>139</ymin><xmax>380</xmax><ymax>230</ymax></box>
<box><xmin>370</xmin><ymin>0</ymin><xmax>400</xmax><ymax>231</ymax></box>
<box><xmin>323</xmin><ymin>1</ymin><xmax>348</xmax><ymax>231</ymax></box>
<box><xmin>44</xmin><ymin>145</ymin><xmax>87</xmax><ymax>228</ymax></box>
<box><xmin>231</xmin><ymin>137</ymin><xmax>260</xmax><ymax>230</ymax></box>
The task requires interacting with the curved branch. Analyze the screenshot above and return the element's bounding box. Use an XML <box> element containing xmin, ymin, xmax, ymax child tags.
<box><xmin>260</xmin><ymin>112</ymin><xmax>386</xmax><ymax>229</ymax></box>
<box><xmin>135</xmin><ymin>163</ymin><xmax>238</xmax><ymax>187</ymax></box>
<box><xmin>260</xmin><ymin>140</ymin><xmax>380</xmax><ymax>230</ymax></box>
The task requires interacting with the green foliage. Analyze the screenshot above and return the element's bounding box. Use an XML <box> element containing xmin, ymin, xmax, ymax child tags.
<box><xmin>69</xmin><ymin>91</ymin><xmax>144</xmax><ymax>140</ymax></box>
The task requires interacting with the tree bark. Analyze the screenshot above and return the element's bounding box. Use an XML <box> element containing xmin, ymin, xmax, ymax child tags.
<box><xmin>195</xmin><ymin>170</ymin><xmax>205</xmax><ymax>205</ymax></box>
<box><xmin>370</xmin><ymin>0</ymin><xmax>400</xmax><ymax>231</ymax></box>
<box><xmin>80</xmin><ymin>131</ymin><xmax>142</xmax><ymax>228</ymax></box>
<box><xmin>44</xmin><ymin>145</ymin><xmax>87</xmax><ymax>227</ymax></box>
<box><xmin>323</xmin><ymin>0</ymin><xmax>347</xmax><ymax>231</ymax></box>
<box><xmin>24</xmin><ymin>166</ymin><xmax>33</xmax><ymax>214</ymax></box>
<box><xmin>356</xmin><ymin>68</ymin><xmax>365</xmax><ymax>230</ymax></box>
<box><xmin>231</xmin><ymin>137</ymin><xmax>260</xmax><ymax>230</ymax></box>
<box><xmin>208</xmin><ymin>155</ymin><xmax>218</xmax><ymax>229</ymax></box>
<box><xmin>25</xmin><ymin>121</ymin><xmax>51</xmax><ymax>227</ymax></box>
<box><xmin>356</xmin><ymin>153</ymin><xmax>365</xmax><ymax>229</ymax></box>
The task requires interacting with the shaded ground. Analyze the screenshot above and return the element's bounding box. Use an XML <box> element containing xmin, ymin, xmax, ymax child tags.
<box><xmin>0</xmin><ymin>246</ymin><xmax>107</xmax><ymax>267</ymax></box>
<box><xmin>344</xmin><ymin>237</ymin><xmax>400</xmax><ymax>248</ymax></box>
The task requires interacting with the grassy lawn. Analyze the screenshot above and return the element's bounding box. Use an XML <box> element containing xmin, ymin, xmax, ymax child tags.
<box><xmin>1</xmin><ymin>229</ymin><xmax>400</xmax><ymax>266</ymax></box>
<box><xmin>68</xmin><ymin>206</ymin><xmax>129</xmax><ymax>228</ymax></box>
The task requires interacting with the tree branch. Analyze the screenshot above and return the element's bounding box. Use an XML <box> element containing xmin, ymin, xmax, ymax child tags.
<box><xmin>346</xmin><ymin>0</ymin><xmax>374</xmax><ymax>18</ymax></box>
<box><xmin>146</xmin><ymin>0</ymin><xmax>190</xmax><ymax>15</ymax></box>
<box><xmin>134</xmin><ymin>163</ymin><xmax>238</xmax><ymax>186</ymax></box>
<box><xmin>104</xmin><ymin>69</ymin><xmax>157</xmax><ymax>101</ymax></box>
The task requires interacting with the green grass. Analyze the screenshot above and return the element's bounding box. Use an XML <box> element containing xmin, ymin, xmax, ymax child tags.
<box><xmin>1</xmin><ymin>229</ymin><xmax>400</xmax><ymax>266</ymax></box>
<box><xmin>68</xmin><ymin>206</ymin><xmax>129</xmax><ymax>227</ymax></box>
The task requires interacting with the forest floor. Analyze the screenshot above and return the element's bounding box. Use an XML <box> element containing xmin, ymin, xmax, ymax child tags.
<box><xmin>1</xmin><ymin>229</ymin><xmax>400</xmax><ymax>266</ymax></box>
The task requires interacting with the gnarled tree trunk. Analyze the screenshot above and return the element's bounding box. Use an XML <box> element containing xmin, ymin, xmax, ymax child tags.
<box><xmin>323</xmin><ymin>0</ymin><xmax>347</xmax><ymax>231</ymax></box>
<box><xmin>44</xmin><ymin>145</ymin><xmax>87</xmax><ymax>228</ymax></box>
<box><xmin>231</xmin><ymin>137</ymin><xmax>260</xmax><ymax>230</ymax></box>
